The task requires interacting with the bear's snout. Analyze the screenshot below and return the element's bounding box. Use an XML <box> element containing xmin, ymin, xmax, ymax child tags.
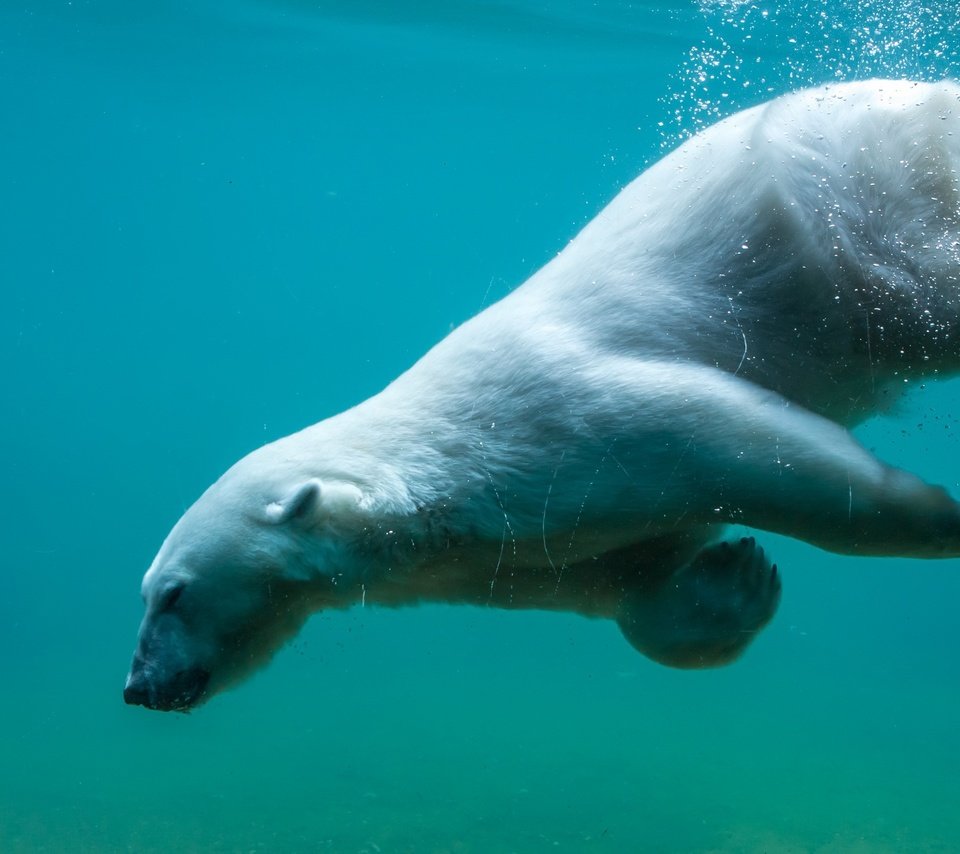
<box><xmin>122</xmin><ymin>669</ymin><xmax>151</xmax><ymax>707</ymax></box>
<box><xmin>124</xmin><ymin>662</ymin><xmax>210</xmax><ymax>712</ymax></box>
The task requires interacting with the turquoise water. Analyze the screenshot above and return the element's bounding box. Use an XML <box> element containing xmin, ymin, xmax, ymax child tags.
<box><xmin>3</xmin><ymin>1</ymin><xmax>960</xmax><ymax>851</ymax></box>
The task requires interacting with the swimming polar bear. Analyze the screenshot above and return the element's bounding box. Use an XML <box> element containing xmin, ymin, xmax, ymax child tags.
<box><xmin>125</xmin><ymin>79</ymin><xmax>960</xmax><ymax>711</ymax></box>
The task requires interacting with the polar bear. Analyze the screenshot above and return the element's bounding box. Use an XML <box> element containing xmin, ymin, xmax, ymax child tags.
<box><xmin>125</xmin><ymin>79</ymin><xmax>960</xmax><ymax>712</ymax></box>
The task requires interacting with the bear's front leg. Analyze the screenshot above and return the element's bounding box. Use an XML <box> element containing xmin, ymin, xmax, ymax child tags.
<box><xmin>616</xmin><ymin>536</ymin><xmax>781</xmax><ymax>669</ymax></box>
<box><xmin>585</xmin><ymin>359</ymin><xmax>960</xmax><ymax>557</ymax></box>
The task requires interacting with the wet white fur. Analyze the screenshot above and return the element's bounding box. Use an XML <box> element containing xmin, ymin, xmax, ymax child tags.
<box><xmin>133</xmin><ymin>80</ymin><xmax>960</xmax><ymax>704</ymax></box>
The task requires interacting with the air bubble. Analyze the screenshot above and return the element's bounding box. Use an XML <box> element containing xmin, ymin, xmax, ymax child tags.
<box><xmin>661</xmin><ymin>0</ymin><xmax>960</xmax><ymax>148</ymax></box>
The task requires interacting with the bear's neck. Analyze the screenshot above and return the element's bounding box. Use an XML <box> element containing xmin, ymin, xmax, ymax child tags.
<box><xmin>292</xmin><ymin>384</ymin><xmax>525</xmax><ymax>541</ymax></box>
<box><xmin>283</xmin><ymin>387</ymin><xmax>618</xmax><ymax>613</ymax></box>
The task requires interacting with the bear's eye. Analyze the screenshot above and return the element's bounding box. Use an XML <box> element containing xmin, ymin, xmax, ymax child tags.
<box><xmin>158</xmin><ymin>582</ymin><xmax>186</xmax><ymax>612</ymax></box>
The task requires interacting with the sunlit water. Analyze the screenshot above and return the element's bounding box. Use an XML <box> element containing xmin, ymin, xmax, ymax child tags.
<box><xmin>3</xmin><ymin>2</ymin><xmax>960</xmax><ymax>851</ymax></box>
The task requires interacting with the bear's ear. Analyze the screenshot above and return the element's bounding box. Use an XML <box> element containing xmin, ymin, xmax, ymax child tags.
<box><xmin>265</xmin><ymin>479</ymin><xmax>363</xmax><ymax>525</ymax></box>
<box><xmin>266</xmin><ymin>480</ymin><xmax>322</xmax><ymax>524</ymax></box>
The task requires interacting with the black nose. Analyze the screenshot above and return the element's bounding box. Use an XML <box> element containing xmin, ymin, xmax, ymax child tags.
<box><xmin>123</xmin><ymin>666</ymin><xmax>211</xmax><ymax>712</ymax></box>
<box><xmin>124</xmin><ymin>673</ymin><xmax>151</xmax><ymax>707</ymax></box>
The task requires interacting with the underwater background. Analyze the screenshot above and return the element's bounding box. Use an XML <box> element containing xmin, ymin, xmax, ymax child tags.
<box><xmin>3</xmin><ymin>1</ymin><xmax>960</xmax><ymax>851</ymax></box>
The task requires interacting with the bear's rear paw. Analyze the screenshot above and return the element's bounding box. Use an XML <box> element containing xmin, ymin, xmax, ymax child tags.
<box><xmin>617</xmin><ymin>536</ymin><xmax>782</xmax><ymax>669</ymax></box>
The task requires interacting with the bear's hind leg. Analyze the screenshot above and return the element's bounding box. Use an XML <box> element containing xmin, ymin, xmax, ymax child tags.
<box><xmin>616</xmin><ymin>536</ymin><xmax>781</xmax><ymax>669</ymax></box>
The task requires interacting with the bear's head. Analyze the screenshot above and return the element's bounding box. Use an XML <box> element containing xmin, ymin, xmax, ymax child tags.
<box><xmin>123</xmin><ymin>464</ymin><xmax>367</xmax><ymax>712</ymax></box>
